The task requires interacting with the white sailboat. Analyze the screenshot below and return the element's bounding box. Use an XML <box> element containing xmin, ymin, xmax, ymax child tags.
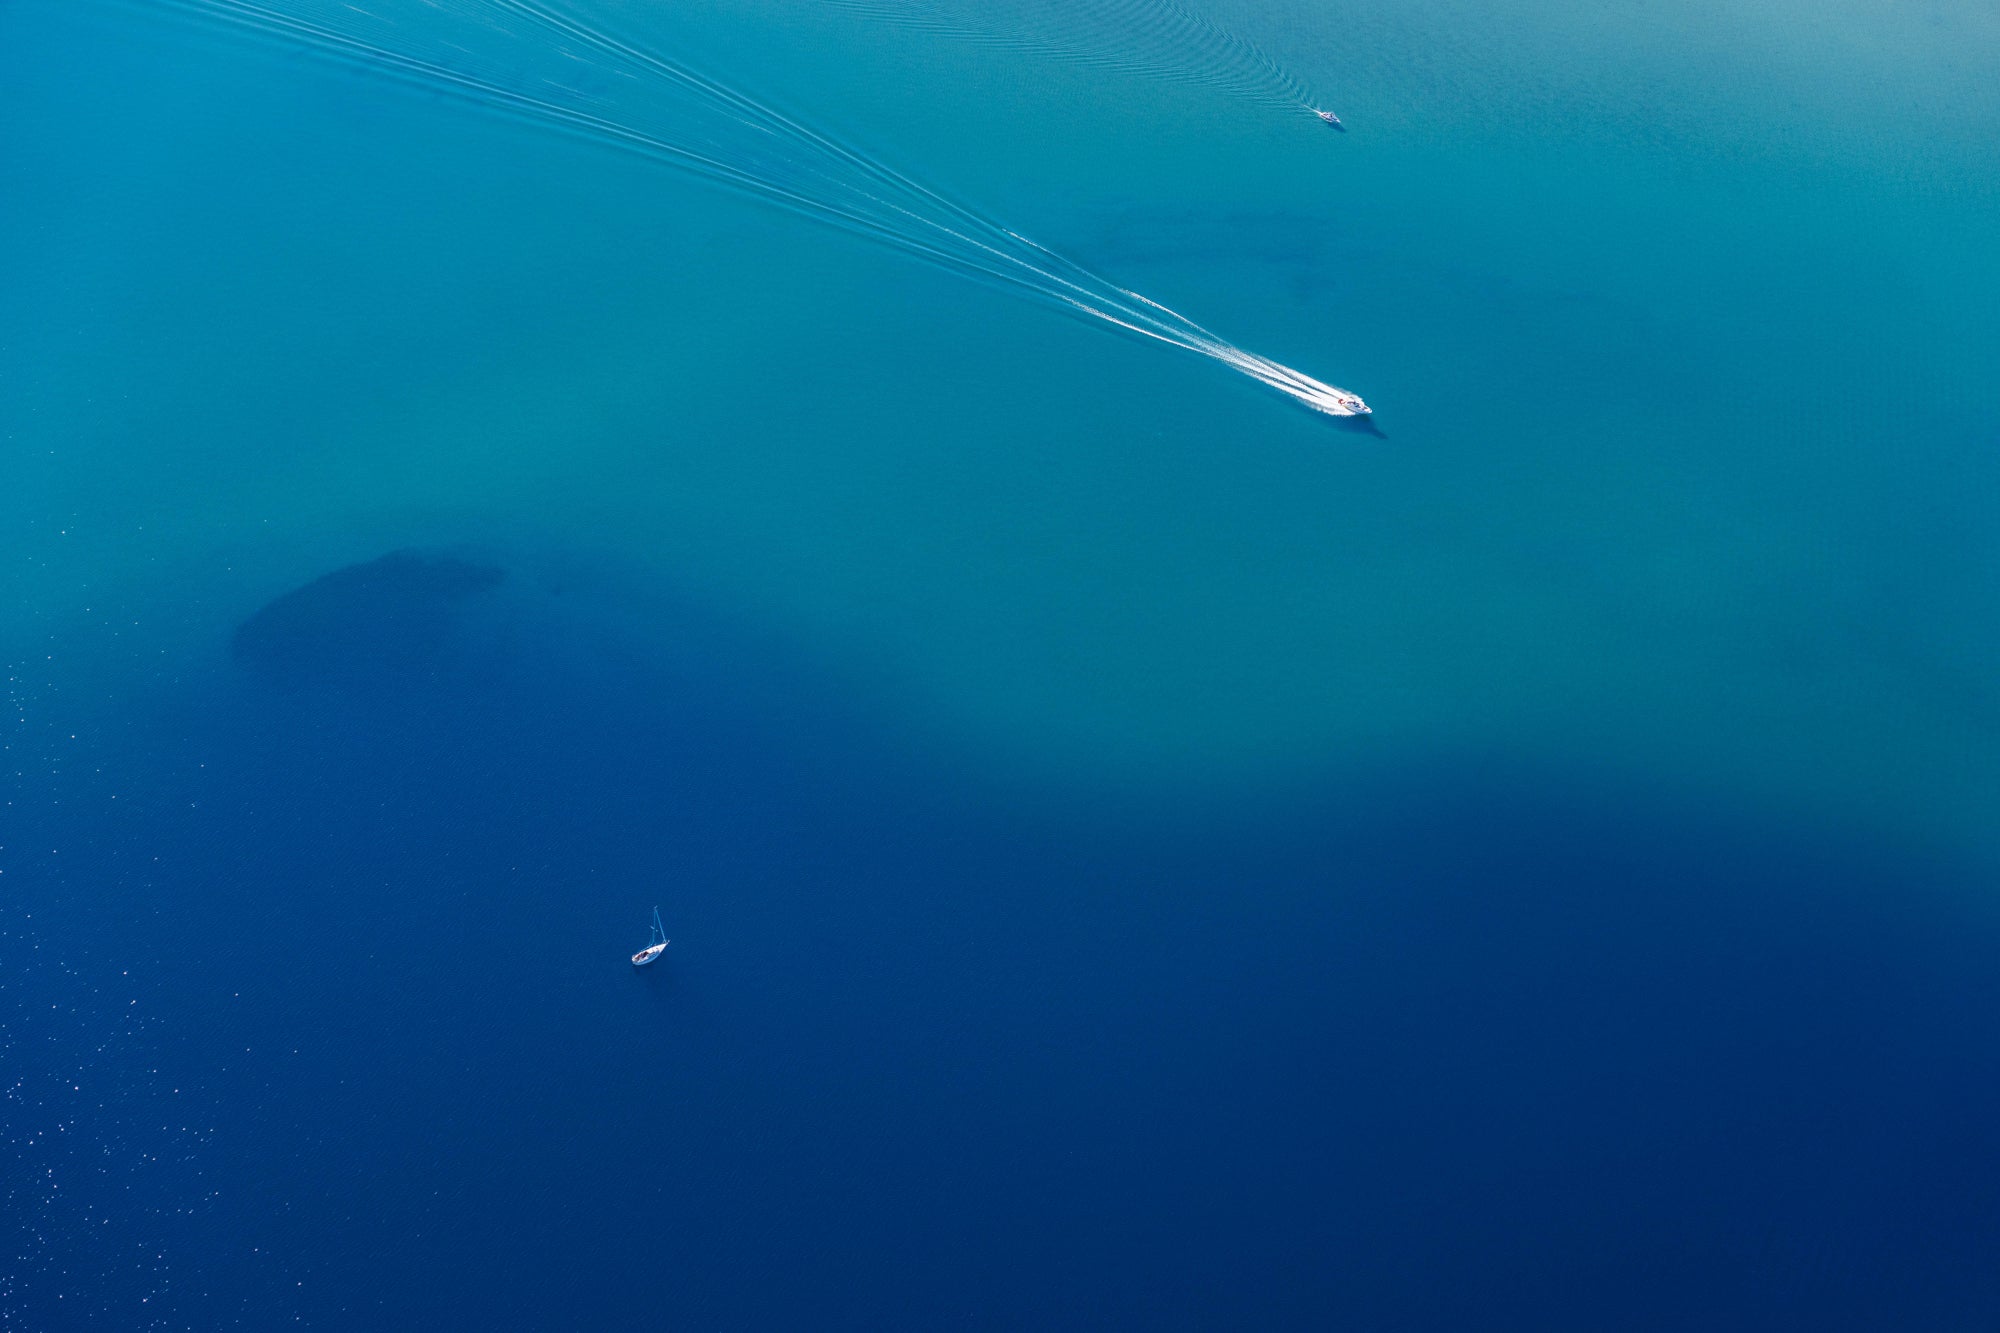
<box><xmin>631</xmin><ymin>906</ymin><xmax>669</xmax><ymax>967</ymax></box>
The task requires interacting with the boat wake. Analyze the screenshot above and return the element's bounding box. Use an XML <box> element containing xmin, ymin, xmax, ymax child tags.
<box><xmin>142</xmin><ymin>0</ymin><xmax>1369</xmax><ymax>417</ymax></box>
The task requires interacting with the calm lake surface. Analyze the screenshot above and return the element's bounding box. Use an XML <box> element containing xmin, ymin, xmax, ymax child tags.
<box><xmin>4</xmin><ymin>0</ymin><xmax>1998</xmax><ymax>1327</ymax></box>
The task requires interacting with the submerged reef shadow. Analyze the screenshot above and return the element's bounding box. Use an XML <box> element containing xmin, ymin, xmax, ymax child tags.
<box><xmin>231</xmin><ymin>549</ymin><xmax>506</xmax><ymax>690</ymax></box>
<box><xmin>1075</xmin><ymin>205</ymin><xmax>1374</xmax><ymax>304</ymax></box>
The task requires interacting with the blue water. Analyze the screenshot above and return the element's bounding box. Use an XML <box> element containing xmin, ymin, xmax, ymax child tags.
<box><xmin>5</xmin><ymin>0</ymin><xmax>2000</xmax><ymax>1328</ymax></box>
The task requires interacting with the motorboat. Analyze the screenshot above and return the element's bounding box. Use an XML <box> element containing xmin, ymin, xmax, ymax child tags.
<box><xmin>1316</xmin><ymin>109</ymin><xmax>1345</xmax><ymax>130</ymax></box>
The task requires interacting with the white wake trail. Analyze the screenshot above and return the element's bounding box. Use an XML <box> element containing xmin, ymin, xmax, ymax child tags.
<box><xmin>150</xmin><ymin>0</ymin><xmax>1372</xmax><ymax>418</ymax></box>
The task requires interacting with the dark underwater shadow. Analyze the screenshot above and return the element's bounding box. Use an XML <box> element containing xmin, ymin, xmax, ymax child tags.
<box><xmin>230</xmin><ymin>548</ymin><xmax>506</xmax><ymax>691</ymax></box>
<box><xmin>216</xmin><ymin>540</ymin><xmax>950</xmax><ymax>845</ymax></box>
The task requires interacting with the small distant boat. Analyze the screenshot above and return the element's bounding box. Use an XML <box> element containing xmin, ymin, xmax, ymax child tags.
<box><xmin>631</xmin><ymin>906</ymin><xmax>669</xmax><ymax>967</ymax></box>
<box><xmin>1315</xmin><ymin>109</ymin><xmax>1345</xmax><ymax>130</ymax></box>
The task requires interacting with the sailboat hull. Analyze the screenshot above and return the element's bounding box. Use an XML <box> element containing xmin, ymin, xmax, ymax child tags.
<box><xmin>632</xmin><ymin>943</ymin><xmax>668</xmax><ymax>967</ymax></box>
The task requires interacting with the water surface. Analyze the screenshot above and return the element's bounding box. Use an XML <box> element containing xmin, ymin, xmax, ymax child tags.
<box><xmin>4</xmin><ymin>0</ymin><xmax>1998</xmax><ymax>1327</ymax></box>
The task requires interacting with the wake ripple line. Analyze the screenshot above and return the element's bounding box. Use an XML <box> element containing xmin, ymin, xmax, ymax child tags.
<box><xmin>143</xmin><ymin>0</ymin><xmax>1371</xmax><ymax>417</ymax></box>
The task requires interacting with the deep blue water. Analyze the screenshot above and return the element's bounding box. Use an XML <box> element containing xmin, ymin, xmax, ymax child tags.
<box><xmin>10</xmin><ymin>547</ymin><xmax>2000</xmax><ymax>1329</ymax></box>
<box><xmin>6</xmin><ymin>0</ymin><xmax>2000</xmax><ymax>1328</ymax></box>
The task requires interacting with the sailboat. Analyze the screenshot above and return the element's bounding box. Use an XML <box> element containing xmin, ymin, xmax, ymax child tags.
<box><xmin>631</xmin><ymin>906</ymin><xmax>669</xmax><ymax>968</ymax></box>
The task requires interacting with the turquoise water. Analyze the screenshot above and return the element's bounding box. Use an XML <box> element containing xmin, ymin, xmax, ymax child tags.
<box><xmin>5</xmin><ymin>0</ymin><xmax>2000</xmax><ymax>1326</ymax></box>
<box><xmin>9</xmin><ymin>0</ymin><xmax>1996</xmax><ymax>848</ymax></box>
